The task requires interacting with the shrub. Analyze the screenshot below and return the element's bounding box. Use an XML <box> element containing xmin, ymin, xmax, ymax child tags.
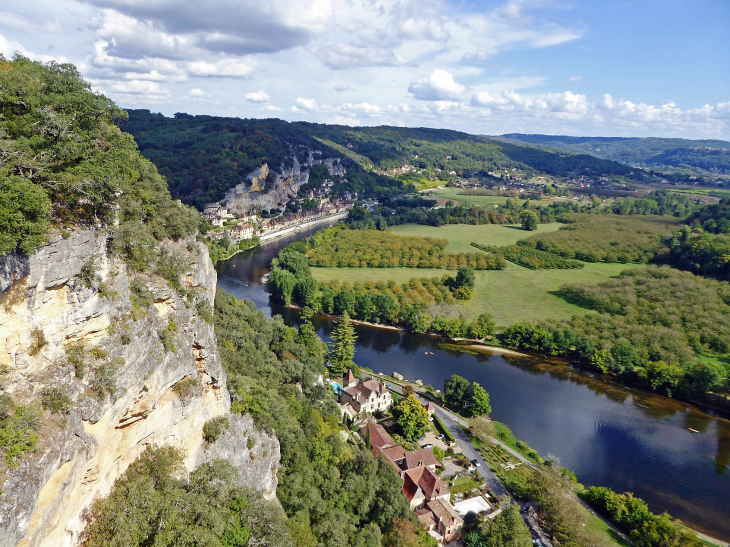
<box><xmin>196</xmin><ymin>299</ymin><xmax>214</xmax><ymax>325</ymax></box>
<box><xmin>29</xmin><ymin>328</ymin><xmax>47</xmax><ymax>356</ymax></box>
<box><xmin>78</xmin><ymin>255</ymin><xmax>101</xmax><ymax>289</ymax></box>
<box><xmin>155</xmin><ymin>248</ymin><xmax>188</xmax><ymax>290</ymax></box>
<box><xmin>172</xmin><ymin>375</ymin><xmax>202</xmax><ymax>404</ymax></box>
<box><xmin>159</xmin><ymin>318</ymin><xmax>177</xmax><ymax>353</ymax></box>
<box><xmin>203</xmin><ymin>416</ymin><xmax>230</xmax><ymax>443</ymax></box>
<box><xmin>41</xmin><ymin>387</ymin><xmax>73</xmax><ymax>414</ymax></box>
<box><xmin>0</xmin><ymin>395</ymin><xmax>43</xmax><ymax>465</ymax></box>
<box><xmin>92</xmin><ymin>358</ymin><xmax>122</xmax><ymax>400</ymax></box>
<box><xmin>0</xmin><ymin>177</ymin><xmax>50</xmax><ymax>255</ymax></box>
<box><xmin>66</xmin><ymin>342</ymin><xmax>87</xmax><ymax>378</ymax></box>
<box><xmin>130</xmin><ymin>277</ymin><xmax>155</xmax><ymax>308</ymax></box>
<box><xmin>247</xmin><ymin>437</ymin><xmax>255</xmax><ymax>450</ymax></box>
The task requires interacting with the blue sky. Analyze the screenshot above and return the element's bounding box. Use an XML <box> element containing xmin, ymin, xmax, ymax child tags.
<box><xmin>2</xmin><ymin>0</ymin><xmax>728</xmax><ymax>138</ymax></box>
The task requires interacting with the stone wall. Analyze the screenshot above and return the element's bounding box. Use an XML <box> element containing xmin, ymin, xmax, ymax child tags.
<box><xmin>0</xmin><ymin>230</ymin><xmax>278</xmax><ymax>547</ymax></box>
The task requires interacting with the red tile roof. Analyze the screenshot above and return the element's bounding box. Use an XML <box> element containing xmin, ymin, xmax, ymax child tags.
<box><xmin>403</xmin><ymin>448</ymin><xmax>440</xmax><ymax>471</ymax></box>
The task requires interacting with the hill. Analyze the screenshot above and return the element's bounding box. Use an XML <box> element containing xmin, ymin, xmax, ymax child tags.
<box><xmin>496</xmin><ymin>134</ymin><xmax>730</xmax><ymax>180</ymax></box>
<box><xmin>121</xmin><ymin>111</ymin><xmax>654</xmax><ymax>210</ymax></box>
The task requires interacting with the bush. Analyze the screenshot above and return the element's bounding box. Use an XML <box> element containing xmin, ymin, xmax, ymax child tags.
<box><xmin>41</xmin><ymin>387</ymin><xmax>73</xmax><ymax>414</ymax></box>
<box><xmin>159</xmin><ymin>318</ymin><xmax>177</xmax><ymax>353</ymax></box>
<box><xmin>155</xmin><ymin>248</ymin><xmax>188</xmax><ymax>290</ymax></box>
<box><xmin>196</xmin><ymin>299</ymin><xmax>214</xmax><ymax>325</ymax></box>
<box><xmin>29</xmin><ymin>328</ymin><xmax>47</xmax><ymax>356</ymax></box>
<box><xmin>203</xmin><ymin>416</ymin><xmax>230</xmax><ymax>443</ymax></box>
<box><xmin>92</xmin><ymin>358</ymin><xmax>122</xmax><ymax>400</ymax></box>
<box><xmin>130</xmin><ymin>277</ymin><xmax>154</xmax><ymax>308</ymax></box>
<box><xmin>0</xmin><ymin>395</ymin><xmax>43</xmax><ymax>465</ymax></box>
<box><xmin>66</xmin><ymin>342</ymin><xmax>87</xmax><ymax>378</ymax></box>
<box><xmin>78</xmin><ymin>255</ymin><xmax>101</xmax><ymax>289</ymax></box>
<box><xmin>172</xmin><ymin>375</ymin><xmax>202</xmax><ymax>404</ymax></box>
<box><xmin>0</xmin><ymin>177</ymin><xmax>50</xmax><ymax>254</ymax></box>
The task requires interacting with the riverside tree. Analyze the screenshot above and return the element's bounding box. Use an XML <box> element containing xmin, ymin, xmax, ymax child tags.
<box><xmin>444</xmin><ymin>374</ymin><xmax>471</xmax><ymax>410</ymax></box>
<box><xmin>470</xmin><ymin>382</ymin><xmax>491</xmax><ymax>416</ymax></box>
<box><xmin>329</xmin><ymin>311</ymin><xmax>358</xmax><ymax>377</ymax></box>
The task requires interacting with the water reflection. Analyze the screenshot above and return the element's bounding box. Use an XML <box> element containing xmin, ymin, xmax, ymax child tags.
<box><xmin>216</xmin><ymin>230</ymin><xmax>730</xmax><ymax>541</ymax></box>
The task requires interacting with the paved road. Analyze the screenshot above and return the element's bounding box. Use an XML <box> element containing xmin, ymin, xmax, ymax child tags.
<box><xmin>368</xmin><ymin>373</ymin><xmax>510</xmax><ymax>498</ymax></box>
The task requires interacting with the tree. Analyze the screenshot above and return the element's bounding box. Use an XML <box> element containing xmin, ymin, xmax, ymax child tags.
<box><xmin>329</xmin><ymin>311</ymin><xmax>357</xmax><ymax>377</ymax></box>
<box><xmin>519</xmin><ymin>209</ymin><xmax>539</xmax><ymax>231</ymax></box>
<box><xmin>269</xmin><ymin>267</ymin><xmax>296</xmax><ymax>306</ymax></box>
<box><xmin>470</xmin><ymin>383</ymin><xmax>491</xmax><ymax>417</ymax></box>
<box><xmin>443</xmin><ymin>374</ymin><xmax>471</xmax><ymax>410</ymax></box>
<box><xmin>467</xmin><ymin>313</ymin><xmax>495</xmax><ymax>339</ymax></box>
<box><xmin>392</xmin><ymin>394</ymin><xmax>430</xmax><ymax>441</ymax></box>
<box><xmin>455</xmin><ymin>267</ymin><xmax>476</xmax><ymax>289</ymax></box>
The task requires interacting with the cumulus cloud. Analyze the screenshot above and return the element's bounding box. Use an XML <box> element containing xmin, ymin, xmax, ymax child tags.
<box><xmin>245</xmin><ymin>90</ymin><xmax>270</xmax><ymax>103</ymax></box>
<box><xmin>409</xmin><ymin>70</ymin><xmax>466</xmax><ymax>101</ymax></box>
<box><xmin>186</xmin><ymin>58</ymin><xmax>256</xmax><ymax>78</ymax></box>
<box><xmin>569</xmin><ymin>75</ymin><xmax>583</xmax><ymax>82</ymax></box>
<box><xmin>293</xmin><ymin>97</ymin><xmax>318</xmax><ymax>112</ymax></box>
<box><xmin>188</xmin><ymin>88</ymin><xmax>207</xmax><ymax>97</ymax></box>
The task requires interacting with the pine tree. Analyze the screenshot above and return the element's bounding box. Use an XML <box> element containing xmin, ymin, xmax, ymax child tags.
<box><xmin>329</xmin><ymin>311</ymin><xmax>357</xmax><ymax>377</ymax></box>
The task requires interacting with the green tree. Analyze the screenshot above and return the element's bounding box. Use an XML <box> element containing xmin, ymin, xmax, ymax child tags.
<box><xmin>329</xmin><ymin>311</ymin><xmax>357</xmax><ymax>377</ymax></box>
<box><xmin>519</xmin><ymin>209</ymin><xmax>539</xmax><ymax>231</ymax></box>
<box><xmin>392</xmin><ymin>394</ymin><xmax>430</xmax><ymax>441</ymax></box>
<box><xmin>470</xmin><ymin>382</ymin><xmax>491</xmax><ymax>416</ymax></box>
<box><xmin>444</xmin><ymin>374</ymin><xmax>471</xmax><ymax>410</ymax></box>
<box><xmin>269</xmin><ymin>267</ymin><xmax>297</xmax><ymax>306</ymax></box>
<box><xmin>467</xmin><ymin>313</ymin><xmax>495</xmax><ymax>339</ymax></box>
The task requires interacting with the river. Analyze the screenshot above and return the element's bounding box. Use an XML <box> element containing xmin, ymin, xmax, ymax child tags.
<box><xmin>216</xmin><ymin>223</ymin><xmax>730</xmax><ymax>542</ymax></box>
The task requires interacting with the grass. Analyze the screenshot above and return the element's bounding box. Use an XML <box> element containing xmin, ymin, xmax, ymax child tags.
<box><xmin>389</xmin><ymin>222</ymin><xmax>562</xmax><ymax>253</ymax></box>
<box><xmin>424</xmin><ymin>187</ymin><xmax>511</xmax><ymax>208</ymax></box>
<box><xmin>312</xmin><ymin>260</ymin><xmax>637</xmax><ymax>326</ymax></box>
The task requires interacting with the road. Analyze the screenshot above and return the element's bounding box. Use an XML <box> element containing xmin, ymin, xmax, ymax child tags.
<box><xmin>373</xmin><ymin>375</ymin><xmax>509</xmax><ymax>497</ymax></box>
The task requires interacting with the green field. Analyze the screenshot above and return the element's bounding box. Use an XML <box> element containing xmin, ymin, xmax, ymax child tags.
<box><xmin>389</xmin><ymin>222</ymin><xmax>563</xmax><ymax>253</ymax></box>
<box><xmin>312</xmin><ymin>261</ymin><xmax>638</xmax><ymax>326</ymax></box>
<box><xmin>426</xmin><ymin>187</ymin><xmax>511</xmax><ymax>208</ymax></box>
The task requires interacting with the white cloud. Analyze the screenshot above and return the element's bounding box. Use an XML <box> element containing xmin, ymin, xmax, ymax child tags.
<box><xmin>569</xmin><ymin>75</ymin><xmax>583</xmax><ymax>82</ymax></box>
<box><xmin>293</xmin><ymin>97</ymin><xmax>318</xmax><ymax>112</ymax></box>
<box><xmin>409</xmin><ymin>70</ymin><xmax>466</xmax><ymax>101</ymax></box>
<box><xmin>245</xmin><ymin>90</ymin><xmax>270</xmax><ymax>103</ymax></box>
<box><xmin>188</xmin><ymin>88</ymin><xmax>206</xmax><ymax>97</ymax></box>
<box><xmin>186</xmin><ymin>58</ymin><xmax>256</xmax><ymax>78</ymax></box>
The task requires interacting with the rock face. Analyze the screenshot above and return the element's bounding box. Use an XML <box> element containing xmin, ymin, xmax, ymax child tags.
<box><xmin>224</xmin><ymin>158</ymin><xmax>309</xmax><ymax>215</ymax></box>
<box><xmin>0</xmin><ymin>230</ymin><xmax>279</xmax><ymax>547</ymax></box>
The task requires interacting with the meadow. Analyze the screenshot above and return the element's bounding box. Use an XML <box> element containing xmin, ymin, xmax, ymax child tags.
<box><xmin>389</xmin><ymin>222</ymin><xmax>562</xmax><ymax>253</ymax></box>
<box><xmin>426</xmin><ymin>187</ymin><xmax>511</xmax><ymax>208</ymax></box>
<box><xmin>311</xmin><ymin>260</ymin><xmax>635</xmax><ymax>326</ymax></box>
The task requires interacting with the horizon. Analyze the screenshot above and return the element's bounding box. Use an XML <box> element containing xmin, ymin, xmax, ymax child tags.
<box><xmin>2</xmin><ymin>0</ymin><xmax>729</xmax><ymax>139</ymax></box>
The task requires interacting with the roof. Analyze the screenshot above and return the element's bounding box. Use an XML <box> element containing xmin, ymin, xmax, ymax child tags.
<box><xmin>343</xmin><ymin>377</ymin><xmax>388</xmax><ymax>402</ymax></box>
<box><xmin>402</xmin><ymin>467</ymin><xmax>449</xmax><ymax>503</ymax></box>
<box><xmin>403</xmin><ymin>448</ymin><xmax>440</xmax><ymax>471</ymax></box>
<box><xmin>381</xmin><ymin>445</ymin><xmax>406</xmax><ymax>464</ymax></box>
<box><xmin>427</xmin><ymin>498</ymin><xmax>463</xmax><ymax>527</ymax></box>
<box><xmin>360</xmin><ymin>423</ymin><xmax>396</xmax><ymax>452</ymax></box>
<box><xmin>344</xmin><ymin>370</ymin><xmax>356</xmax><ymax>385</ymax></box>
<box><xmin>415</xmin><ymin>508</ymin><xmax>437</xmax><ymax>528</ymax></box>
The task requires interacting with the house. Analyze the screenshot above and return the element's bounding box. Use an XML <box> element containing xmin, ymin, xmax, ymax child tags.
<box><xmin>360</xmin><ymin>423</ymin><xmax>462</xmax><ymax>544</ymax></box>
<box><xmin>416</xmin><ymin>498</ymin><xmax>463</xmax><ymax>544</ymax></box>
<box><xmin>337</xmin><ymin>370</ymin><xmax>393</xmax><ymax>415</ymax></box>
<box><xmin>424</xmin><ymin>403</ymin><xmax>436</xmax><ymax>416</ymax></box>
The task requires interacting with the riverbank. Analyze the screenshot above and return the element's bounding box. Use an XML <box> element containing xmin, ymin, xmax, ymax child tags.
<box><xmin>285</xmin><ymin>303</ymin><xmax>529</xmax><ymax>356</ymax></box>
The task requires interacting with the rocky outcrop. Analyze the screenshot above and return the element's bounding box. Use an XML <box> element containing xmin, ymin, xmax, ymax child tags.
<box><xmin>0</xmin><ymin>230</ymin><xmax>279</xmax><ymax>547</ymax></box>
<box><xmin>224</xmin><ymin>157</ymin><xmax>309</xmax><ymax>215</ymax></box>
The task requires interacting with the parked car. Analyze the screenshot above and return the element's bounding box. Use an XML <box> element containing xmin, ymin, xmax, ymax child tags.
<box><xmin>471</xmin><ymin>458</ymin><xmax>481</xmax><ymax>467</ymax></box>
<box><xmin>422</xmin><ymin>443</ymin><xmax>433</xmax><ymax>449</ymax></box>
<box><xmin>436</xmin><ymin>434</ymin><xmax>445</xmax><ymax>440</ymax></box>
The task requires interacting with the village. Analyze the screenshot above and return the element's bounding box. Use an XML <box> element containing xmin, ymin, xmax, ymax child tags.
<box><xmin>327</xmin><ymin>370</ymin><xmax>508</xmax><ymax>546</ymax></box>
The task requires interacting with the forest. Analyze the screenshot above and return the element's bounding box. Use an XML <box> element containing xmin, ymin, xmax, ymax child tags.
<box><xmin>498</xmin><ymin>134</ymin><xmax>730</xmax><ymax>179</ymax></box>
<box><xmin>523</xmin><ymin>214</ymin><xmax>682</xmax><ymax>263</ymax></box>
<box><xmin>306</xmin><ymin>226</ymin><xmax>506</xmax><ymax>270</ymax></box>
<box><xmin>212</xmin><ymin>291</ymin><xmax>434</xmax><ymax>546</ymax></box>
<box><xmin>470</xmin><ymin>242</ymin><xmax>585</xmax><ymax>270</ymax></box>
<box><xmin>0</xmin><ymin>56</ymin><xmax>199</xmax><ymax>259</ymax></box>
<box><xmin>117</xmin><ymin>110</ymin><xmax>674</xmax><ymax>212</ymax></box>
<box><xmin>502</xmin><ymin>266</ymin><xmax>730</xmax><ymax>400</ymax></box>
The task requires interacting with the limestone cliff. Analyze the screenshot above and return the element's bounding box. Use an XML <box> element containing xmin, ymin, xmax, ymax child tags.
<box><xmin>0</xmin><ymin>230</ymin><xmax>279</xmax><ymax>547</ymax></box>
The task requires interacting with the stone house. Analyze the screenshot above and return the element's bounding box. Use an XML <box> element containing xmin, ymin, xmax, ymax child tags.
<box><xmin>336</xmin><ymin>370</ymin><xmax>392</xmax><ymax>415</ymax></box>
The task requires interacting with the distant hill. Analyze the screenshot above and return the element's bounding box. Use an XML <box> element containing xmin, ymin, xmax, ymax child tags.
<box><xmin>495</xmin><ymin>134</ymin><xmax>730</xmax><ymax>178</ymax></box>
<box><xmin>122</xmin><ymin>110</ymin><xmax>653</xmax><ymax>209</ymax></box>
